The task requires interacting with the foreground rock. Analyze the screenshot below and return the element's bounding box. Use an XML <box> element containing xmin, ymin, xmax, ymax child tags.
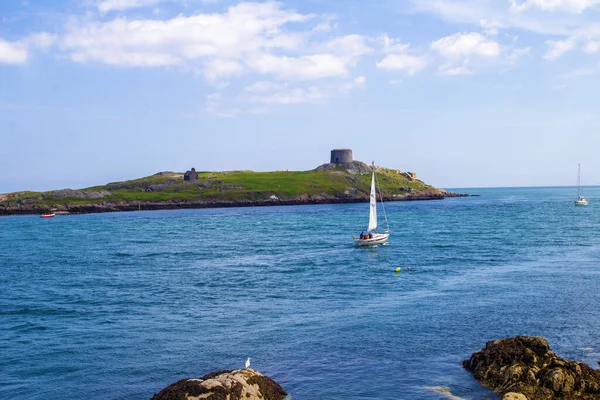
<box><xmin>151</xmin><ymin>368</ymin><xmax>287</xmax><ymax>400</ymax></box>
<box><xmin>463</xmin><ymin>336</ymin><xmax>600</xmax><ymax>399</ymax></box>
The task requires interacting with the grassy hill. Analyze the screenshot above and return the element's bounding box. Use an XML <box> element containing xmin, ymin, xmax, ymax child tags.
<box><xmin>0</xmin><ymin>161</ymin><xmax>463</xmax><ymax>215</ymax></box>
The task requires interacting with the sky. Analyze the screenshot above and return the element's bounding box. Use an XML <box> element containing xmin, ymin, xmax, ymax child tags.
<box><xmin>2</xmin><ymin>0</ymin><xmax>600</xmax><ymax>192</ymax></box>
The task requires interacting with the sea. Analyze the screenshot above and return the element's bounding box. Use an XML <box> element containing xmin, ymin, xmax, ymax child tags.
<box><xmin>2</xmin><ymin>186</ymin><xmax>600</xmax><ymax>400</ymax></box>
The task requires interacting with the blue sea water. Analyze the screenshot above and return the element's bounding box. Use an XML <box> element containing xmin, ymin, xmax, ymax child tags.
<box><xmin>2</xmin><ymin>187</ymin><xmax>600</xmax><ymax>400</ymax></box>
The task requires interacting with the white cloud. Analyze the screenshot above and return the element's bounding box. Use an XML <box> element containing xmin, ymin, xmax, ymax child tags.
<box><xmin>205</xmin><ymin>92</ymin><xmax>222</xmax><ymax>108</ymax></box>
<box><xmin>311</xmin><ymin>14</ymin><xmax>337</xmax><ymax>32</ymax></box>
<box><xmin>0</xmin><ymin>33</ymin><xmax>57</xmax><ymax>65</ymax></box>
<box><xmin>381</xmin><ymin>34</ymin><xmax>411</xmax><ymax>54</ymax></box>
<box><xmin>69</xmin><ymin>48</ymin><xmax>180</xmax><ymax>66</ymax></box>
<box><xmin>313</xmin><ymin>20</ymin><xmax>335</xmax><ymax>32</ymax></box>
<box><xmin>28</xmin><ymin>32</ymin><xmax>58</xmax><ymax>49</ymax></box>
<box><xmin>244</xmin><ymin>80</ymin><xmax>284</xmax><ymax>93</ymax></box>
<box><xmin>509</xmin><ymin>0</ymin><xmax>600</xmax><ymax>13</ymax></box>
<box><xmin>431</xmin><ymin>32</ymin><xmax>500</xmax><ymax>58</ymax></box>
<box><xmin>0</xmin><ymin>2</ymin><xmax>371</xmax><ymax>114</ymax></box>
<box><xmin>410</xmin><ymin>0</ymin><xmax>575</xmax><ymax>36</ymax></box>
<box><xmin>438</xmin><ymin>64</ymin><xmax>472</xmax><ymax>75</ymax></box>
<box><xmin>246</xmin><ymin>53</ymin><xmax>348</xmax><ymax>80</ymax></box>
<box><xmin>507</xmin><ymin>46</ymin><xmax>532</xmax><ymax>64</ymax></box>
<box><xmin>544</xmin><ymin>38</ymin><xmax>575</xmax><ymax>59</ymax></box>
<box><xmin>376</xmin><ymin>35</ymin><xmax>427</xmax><ymax>74</ymax></box>
<box><xmin>480</xmin><ymin>19</ymin><xmax>502</xmax><ymax>36</ymax></box>
<box><xmin>241</xmin><ymin>34</ymin><xmax>371</xmax><ymax>81</ymax></box>
<box><xmin>376</xmin><ymin>53</ymin><xmax>428</xmax><ymax>74</ymax></box>
<box><xmin>62</xmin><ymin>2</ymin><xmax>313</xmax><ymax>67</ymax></box>
<box><xmin>532</xmin><ymin>23</ymin><xmax>600</xmax><ymax>59</ymax></box>
<box><xmin>322</xmin><ymin>34</ymin><xmax>371</xmax><ymax>58</ymax></box>
<box><xmin>238</xmin><ymin>75</ymin><xmax>364</xmax><ymax>106</ymax></box>
<box><xmin>243</xmin><ymin>86</ymin><xmax>327</xmax><ymax>104</ymax></box>
<box><xmin>59</xmin><ymin>3</ymin><xmax>371</xmax><ymax>82</ymax></box>
<box><xmin>429</xmin><ymin>31</ymin><xmax>500</xmax><ymax>76</ymax></box>
<box><xmin>97</xmin><ymin>0</ymin><xmax>166</xmax><ymax>13</ymax></box>
<box><xmin>203</xmin><ymin>59</ymin><xmax>243</xmax><ymax>81</ymax></box>
<box><xmin>583</xmin><ymin>40</ymin><xmax>600</xmax><ymax>53</ymax></box>
<box><xmin>0</xmin><ymin>38</ymin><xmax>28</xmax><ymax>64</ymax></box>
<box><xmin>410</xmin><ymin>0</ymin><xmax>491</xmax><ymax>25</ymax></box>
<box><xmin>339</xmin><ymin>75</ymin><xmax>366</xmax><ymax>94</ymax></box>
<box><xmin>428</xmin><ymin>30</ymin><xmax>528</xmax><ymax>74</ymax></box>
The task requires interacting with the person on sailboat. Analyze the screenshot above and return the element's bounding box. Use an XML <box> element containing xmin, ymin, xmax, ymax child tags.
<box><xmin>360</xmin><ymin>232</ymin><xmax>364</xmax><ymax>239</ymax></box>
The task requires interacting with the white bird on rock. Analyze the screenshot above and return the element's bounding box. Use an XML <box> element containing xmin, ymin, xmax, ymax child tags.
<box><xmin>245</xmin><ymin>357</ymin><xmax>251</xmax><ymax>369</ymax></box>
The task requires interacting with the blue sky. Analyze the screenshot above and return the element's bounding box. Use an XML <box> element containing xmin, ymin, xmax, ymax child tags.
<box><xmin>2</xmin><ymin>0</ymin><xmax>600</xmax><ymax>192</ymax></box>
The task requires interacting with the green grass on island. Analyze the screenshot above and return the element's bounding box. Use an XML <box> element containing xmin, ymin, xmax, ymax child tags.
<box><xmin>0</xmin><ymin>162</ymin><xmax>453</xmax><ymax>214</ymax></box>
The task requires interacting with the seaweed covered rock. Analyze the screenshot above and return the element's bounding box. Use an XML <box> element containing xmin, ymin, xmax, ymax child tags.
<box><xmin>151</xmin><ymin>368</ymin><xmax>287</xmax><ymax>400</ymax></box>
<box><xmin>463</xmin><ymin>336</ymin><xmax>600</xmax><ymax>399</ymax></box>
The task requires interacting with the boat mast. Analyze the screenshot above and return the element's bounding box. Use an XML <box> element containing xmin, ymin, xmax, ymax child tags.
<box><xmin>373</xmin><ymin>162</ymin><xmax>390</xmax><ymax>233</ymax></box>
<box><xmin>577</xmin><ymin>163</ymin><xmax>581</xmax><ymax>197</ymax></box>
<box><xmin>367</xmin><ymin>162</ymin><xmax>378</xmax><ymax>233</ymax></box>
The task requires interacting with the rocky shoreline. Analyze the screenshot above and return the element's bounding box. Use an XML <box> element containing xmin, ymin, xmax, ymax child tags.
<box><xmin>0</xmin><ymin>192</ymin><xmax>469</xmax><ymax>216</ymax></box>
<box><xmin>464</xmin><ymin>336</ymin><xmax>600</xmax><ymax>400</ymax></box>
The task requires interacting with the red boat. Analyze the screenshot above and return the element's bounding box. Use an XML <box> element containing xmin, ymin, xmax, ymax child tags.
<box><xmin>41</xmin><ymin>213</ymin><xmax>55</xmax><ymax>218</ymax></box>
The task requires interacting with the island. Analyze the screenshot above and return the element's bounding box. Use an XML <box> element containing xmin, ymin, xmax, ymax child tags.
<box><xmin>0</xmin><ymin>150</ymin><xmax>468</xmax><ymax>216</ymax></box>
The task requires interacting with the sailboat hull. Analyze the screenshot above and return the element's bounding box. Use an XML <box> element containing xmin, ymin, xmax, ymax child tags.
<box><xmin>354</xmin><ymin>233</ymin><xmax>389</xmax><ymax>246</ymax></box>
<box><xmin>575</xmin><ymin>199</ymin><xmax>589</xmax><ymax>206</ymax></box>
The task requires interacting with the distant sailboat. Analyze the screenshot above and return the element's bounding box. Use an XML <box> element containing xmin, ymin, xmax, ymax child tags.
<box><xmin>353</xmin><ymin>162</ymin><xmax>390</xmax><ymax>246</ymax></box>
<box><xmin>575</xmin><ymin>163</ymin><xmax>589</xmax><ymax>206</ymax></box>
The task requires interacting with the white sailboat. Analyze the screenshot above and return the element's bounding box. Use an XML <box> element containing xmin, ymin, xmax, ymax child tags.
<box><xmin>353</xmin><ymin>162</ymin><xmax>390</xmax><ymax>246</ymax></box>
<box><xmin>575</xmin><ymin>163</ymin><xmax>589</xmax><ymax>206</ymax></box>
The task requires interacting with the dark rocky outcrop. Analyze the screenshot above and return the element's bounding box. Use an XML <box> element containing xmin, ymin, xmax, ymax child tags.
<box><xmin>0</xmin><ymin>192</ymin><xmax>466</xmax><ymax>216</ymax></box>
<box><xmin>313</xmin><ymin>161</ymin><xmax>373</xmax><ymax>175</ymax></box>
<box><xmin>42</xmin><ymin>189</ymin><xmax>111</xmax><ymax>200</ymax></box>
<box><xmin>151</xmin><ymin>368</ymin><xmax>287</xmax><ymax>400</ymax></box>
<box><xmin>219</xmin><ymin>185</ymin><xmax>244</xmax><ymax>192</ymax></box>
<box><xmin>463</xmin><ymin>336</ymin><xmax>600</xmax><ymax>399</ymax></box>
<box><xmin>146</xmin><ymin>183</ymin><xmax>174</xmax><ymax>192</ymax></box>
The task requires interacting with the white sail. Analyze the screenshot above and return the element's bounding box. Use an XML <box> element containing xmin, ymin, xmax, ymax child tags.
<box><xmin>353</xmin><ymin>161</ymin><xmax>390</xmax><ymax>246</ymax></box>
<box><xmin>367</xmin><ymin>170</ymin><xmax>377</xmax><ymax>232</ymax></box>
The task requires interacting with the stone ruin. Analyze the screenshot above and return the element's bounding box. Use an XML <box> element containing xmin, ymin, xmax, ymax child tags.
<box><xmin>184</xmin><ymin>168</ymin><xmax>198</xmax><ymax>182</ymax></box>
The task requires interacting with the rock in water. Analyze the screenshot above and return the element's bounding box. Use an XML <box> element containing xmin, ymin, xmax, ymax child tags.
<box><xmin>150</xmin><ymin>368</ymin><xmax>287</xmax><ymax>400</ymax></box>
<box><xmin>463</xmin><ymin>336</ymin><xmax>600</xmax><ymax>399</ymax></box>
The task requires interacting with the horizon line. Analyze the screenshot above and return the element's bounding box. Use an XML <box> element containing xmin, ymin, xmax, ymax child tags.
<box><xmin>444</xmin><ymin>184</ymin><xmax>599</xmax><ymax>190</ymax></box>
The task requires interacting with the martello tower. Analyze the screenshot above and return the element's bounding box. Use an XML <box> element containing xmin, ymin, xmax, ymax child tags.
<box><xmin>330</xmin><ymin>149</ymin><xmax>353</xmax><ymax>164</ymax></box>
